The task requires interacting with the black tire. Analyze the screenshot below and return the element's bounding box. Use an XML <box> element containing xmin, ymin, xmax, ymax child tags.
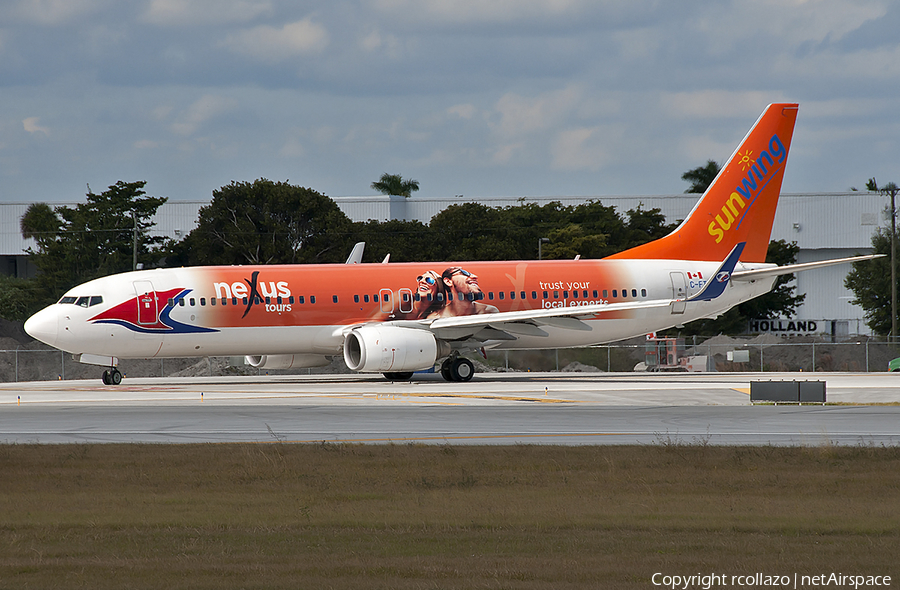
<box><xmin>110</xmin><ymin>369</ymin><xmax>123</xmax><ymax>385</ymax></box>
<box><xmin>383</xmin><ymin>372</ymin><xmax>414</xmax><ymax>381</ymax></box>
<box><xmin>101</xmin><ymin>370</ymin><xmax>110</xmax><ymax>385</ymax></box>
<box><xmin>440</xmin><ymin>360</ymin><xmax>454</xmax><ymax>381</ymax></box>
<box><xmin>452</xmin><ymin>358</ymin><xmax>474</xmax><ymax>382</ymax></box>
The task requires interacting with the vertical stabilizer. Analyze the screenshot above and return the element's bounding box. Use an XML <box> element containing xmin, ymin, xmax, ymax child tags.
<box><xmin>609</xmin><ymin>103</ymin><xmax>798</xmax><ymax>263</ymax></box>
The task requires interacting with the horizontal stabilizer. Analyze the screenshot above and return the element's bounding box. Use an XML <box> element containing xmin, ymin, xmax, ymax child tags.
<box><xmin>732</xmin><ymin>254</ymin><xmax>885</xmax><ymax>282</ymax></box>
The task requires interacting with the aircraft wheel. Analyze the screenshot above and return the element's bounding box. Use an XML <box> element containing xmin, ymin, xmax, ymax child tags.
<box><xmin>440</xmin><ymin>359</ymin><xmax>454</xmax><ymax>381</ymax></box>
<box><xmin>452</xmin><ymin>358</ymin><xmax>474</xmax><ymax>382</ymax></box>
<box><xmin>109</xmin><ymin>369</ymin><xmax>123</xmax><ymax>385</ymax></box>
<box><xmin>383</xmin><ymin>372</ymin><xmax>414</xmax><ymax>381</ymax></box>
<box><xmin>101</xmin><ymin>370</ymin><xmax>110</xmax><ymax>385</ymax></box>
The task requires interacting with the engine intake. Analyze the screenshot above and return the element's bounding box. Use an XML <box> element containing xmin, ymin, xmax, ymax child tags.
<box><xmin>343</xmin><ymin>325</ymin><xmax>443</xmax><ymax>373</ymax></box>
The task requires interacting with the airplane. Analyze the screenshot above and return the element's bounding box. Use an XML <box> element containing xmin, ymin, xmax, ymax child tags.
<box><xmin>24</xmin><ymin>103</ymin><xmax>879</xmax><ymax>384</ymax></box>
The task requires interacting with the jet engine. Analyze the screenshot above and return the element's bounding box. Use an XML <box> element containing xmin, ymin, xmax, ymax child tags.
<box><xmin>343</xmin><ymin>325</ymin><xmax>446</xmax><ymax>373</ymax></box>
<box><xmin>245</xmin><ymin>354</ymin><xmax>332</xmax><ymax>370</ymax></box>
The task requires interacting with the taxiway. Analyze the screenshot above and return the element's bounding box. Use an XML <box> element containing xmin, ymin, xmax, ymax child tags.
<box><xmin>1</xmin><ymin>372</ymin><xmax>898</xmax><ymax>445</ymax></box>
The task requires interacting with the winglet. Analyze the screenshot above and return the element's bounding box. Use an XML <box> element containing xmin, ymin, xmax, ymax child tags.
<box><xmin>687</xmin><ymin>242</ymin><xmax>745</xmax><ymax>301</ymax></box>
<box><xmin>345</xmin><ymin>242</ymin><xmax>365</xmax><ymax>264</ymax></box>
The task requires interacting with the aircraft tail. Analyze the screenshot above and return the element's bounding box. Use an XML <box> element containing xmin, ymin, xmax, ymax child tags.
<box><xmin>609</xmin><ymin>103</ymin><xmax>799</xmax><ymax>263</ymax></box>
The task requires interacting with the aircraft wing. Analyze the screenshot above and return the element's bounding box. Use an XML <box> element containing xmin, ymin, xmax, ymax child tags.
<box><xmin>407</xmin><ymin>242</ymin><xmax>746</xmax><ymax>342</ymax></box>
<box><xmin>732</xmin><ymin>254</ymin><xmax>884</xmax><ymax>282</ymax></box>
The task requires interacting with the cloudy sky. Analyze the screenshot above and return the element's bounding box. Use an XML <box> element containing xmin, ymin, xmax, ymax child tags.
<box><xmin>2</xmin><ymin>0</ymin><xmax>899</xmax><ymax>205</ymax></box>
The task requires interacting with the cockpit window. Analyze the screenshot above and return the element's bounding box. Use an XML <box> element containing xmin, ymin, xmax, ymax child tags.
<box><xmin>89</xmin><ymin>296</ymin><xmax>103</xmax><ymax>307</ymax></box>
<box><xmin>59</xmin><ymin>295</ymin><xmax>103</xmax><ymax>307</ymax></box>
<box><xmin>75</xmin><ymin>296</ymin><xmax>90</xmax><ymax>308</ymax></box>
<box><xmin>59</xmin><ymin>296</ymin><xmax>77</xmax><ymax>304</ymax></box>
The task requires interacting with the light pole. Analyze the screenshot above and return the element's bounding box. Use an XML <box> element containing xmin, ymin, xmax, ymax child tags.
<box><xmin>886</xmin><ymin>182</ymin><xmax>899</xmax><ymax>342</ymax></box>
<box><xmin>538</xmin><ymin>237</ymin><xmax>549</xmax><ymax>260</ymax></box>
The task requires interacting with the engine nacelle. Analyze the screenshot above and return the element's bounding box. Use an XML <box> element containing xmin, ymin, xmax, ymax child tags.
<box><xmin>343</xmin><ymin>325</ymin><xmax>442</xmax><ymax>373</ymax></box>
<box><xmin>244</xmin><ymin>354</ymin><xmax>332</xmax><ymax>370</ymax></box>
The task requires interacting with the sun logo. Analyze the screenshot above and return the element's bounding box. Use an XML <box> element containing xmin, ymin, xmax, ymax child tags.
<box><xmin>738</xmin><ymin>149</ymin><xmax>754</xmax><ymax>171</ymax></box>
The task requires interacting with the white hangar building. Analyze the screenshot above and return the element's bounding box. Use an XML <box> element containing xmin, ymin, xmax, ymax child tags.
<box><xmin>0</xmin><ymin>192</ymin><xmax>885</xmax><ymax>337</ymax></box>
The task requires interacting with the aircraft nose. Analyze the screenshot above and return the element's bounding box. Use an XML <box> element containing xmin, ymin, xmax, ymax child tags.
<box><xmin>24</xmin><ymin>306</ymin><xmax>59</xmax><ymax>347</ymax></box>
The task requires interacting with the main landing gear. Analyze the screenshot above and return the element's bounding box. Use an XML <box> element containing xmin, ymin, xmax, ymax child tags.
<box><xmin>101</xmin><ymin>368</ymin><xmax>122</xmax><ymax>385</ymax></box>
<box><xmin>440</xmin><ymin>357</ymin><xmax>474</xmax><ymax>382</ymax></box>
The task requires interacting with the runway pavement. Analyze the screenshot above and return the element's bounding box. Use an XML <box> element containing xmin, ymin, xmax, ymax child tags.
<box><xmin>1</xmin><ymin>372</ymin><xmax>899</xmax><ymax>445</ymax></box>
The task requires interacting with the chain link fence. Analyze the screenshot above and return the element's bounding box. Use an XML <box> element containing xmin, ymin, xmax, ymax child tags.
<box><xmin>4</xmin><ymin>337</ymin><xmax>900</xmax><ymax>382</ymax></box>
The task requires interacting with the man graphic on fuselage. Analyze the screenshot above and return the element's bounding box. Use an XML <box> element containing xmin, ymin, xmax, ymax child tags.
<box><xmin>436</xmin><ymin>267</ymin><xmax>498</xmax><ymax>318</ymax></box>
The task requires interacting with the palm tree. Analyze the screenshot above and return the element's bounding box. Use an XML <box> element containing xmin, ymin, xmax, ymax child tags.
<box><xmin>681</xmin><ymin>160</ymin><xmax>720</xmax><ymax>194</ymax></box>
<box><xmin>371</xmin><ymin>173</ymin><xmax>420</xmax><ymax>198</ymax></box>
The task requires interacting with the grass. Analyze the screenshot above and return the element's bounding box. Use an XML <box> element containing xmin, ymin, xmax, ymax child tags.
<box><xmin>1</xmin><ymin>443</ymin><xmax>899</xmax><ymax>588</ymax></box>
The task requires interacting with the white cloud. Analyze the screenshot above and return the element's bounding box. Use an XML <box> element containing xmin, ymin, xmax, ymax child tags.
<box><xmin>143</xmin><ymin>0</ymin><xmax>272</xmax><ymax>26</ymax></box>
<box><xmin>372</xmin><ymin>0</ymin><xmax>620</xmax><ymax>25</ymax></box>
<box><xmin>448</xmin><ymin>104</ymin><xmax>476</xmax><ymax>120</ymax></box>
<box><xmin>360</xmin><ymin>29</ymin><xmax>401</xmax><ymax>57</ymax></box>
<box><xmin>661</xmin><ymin>91</ymin><xmax>788</xmax><ymax>119</ymax></box>
<box><xmin>490</xmin><ymin>87</ymin><xmax>582</xmax><ymax>140</ymax></box>
<box><xmin>223</xmin><ymin>18</ymin><xmax>329</xmax><ymax>61</ymax></box>
<box><xmin>23</xmin><ymin>117</ymin><xmax>49</xmax><ymax>135</ymax></box>
<box><xmin>9</xmin><ymin>0</ymin><xmax>108</xmax><ymax>25</ymax></box>
<box><xmin>551</xmin><ymin>127</ymin><xmax>609</xmax><ymax>171</ymax></box>
<box><xmin>171</xmin><ymin>95</ymin><xmax>237</xmax><ymax>136</ymax></box>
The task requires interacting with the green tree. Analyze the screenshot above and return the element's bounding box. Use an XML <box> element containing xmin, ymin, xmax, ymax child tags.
<box><xmin>845</xmin><ymin>228</ymin><xmax>892</xmax><ymax>335</ymax></box>
<box><xmin>681</xmin><ymin>160</ymin><xmax>720</xmax><ymax>193</ymax></box>
<box><xmin>371</xmin><ymin>173</ymin><xmax>420</xmax><ymax>198</ymax></box>
<box><xmin>0</xmin><ymin>275</ymin><xmax>41</xmax><ymax>321</ymax></box>
<box><xmin>174</xmin><ymin>179</ymin><xmax>353</xmax><ymax>266</ymax></box>
<box><xmin>22</xmin><ymin>181</ymin><xmax>168</xmax><ymax>303</ymax></box>
<box><xmin>351</xmin><ymin>219</ymin><xmax>437</xmax><ymax>262</ymax></box>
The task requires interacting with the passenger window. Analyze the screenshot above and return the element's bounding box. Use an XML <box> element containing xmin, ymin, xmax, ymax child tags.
<box><xmin>563</xmin><ymin>290</ymin><xmax>569</xmax><ymax>299</ymax></box>
<box><xmin>498</xmin><ymin>292</ymin><xmax>504</xmax><ymax>300</ymax></box>
<box><xmin>612</xmin><ymin>290</ymin><xmax>618</xmax><ymax>298</ymax></box>
<box><xmin>373</xmin><ymin>294</ymin><xmax>378</xmax><ymax>303</ymax></box>
<box><xmin>200</xmin><ymin>298</ymin><xmax>206</xmax><ymax>306</ymax></box>
<box><xmin>242</xmin><ymin>297</ymin><xmax>247</xmax><ymax>305</ymax></box>
<box><xmin>553</xmin><ymin>291</ymin><xmax>559</xmax><ymax>299</ymax></box>
<box><xmin>542</xmin><ymin>291</ymin><xmax>548</xmax><ymax>299</ymax></box>
<box><xmin>602</xmin><ymin>290</ymin><xmax>608</xmax><ymax>298</ymax></box>
<box><xmin>572</xmin><ymin>290</ymin><xmax>578</xmax><ymax>299</ymax></box>
<box><xmin>310</xmin><ymin>296</ymin><xmax>316</xmax><ymax>304</ymax></box>
<box><xmin>532</xmin><ymin>291</ymin><xmax>538</xmax><ymax>299</ymax></box>
<box><xmin>333</xmin><ymin>295</ymin><xmax>338</xmax><ymax>303</ymax></box>
<box><xmin>179</xmin><ymin>299</ymin><xmax>185</xmax><ymax>307</ymax></box>
<box><xmin>289</xmin><ymin>296</ymin><xmax>295</xmax><ymax>304</ymax></box>
<box><xmin>232</xmin><ymin>297</ymin><xmax>237</xmax><ymax>306</ymax></box>
<box><xmin>364</xmin><ymin>295</ymin><xmax>369</xmax><ymax>303</ymax></box>
<box><xmin>521</xmin><ymin>291</ymin><xmax>526</xmax><ymax>300</ymax></box>
<box><xmin>211</xmin><ymin>298</ymin><xmax>216</xmax><ymax>306</ymax></box>
<box><xmin>298</xmin><ymin>296</ymin><xmax>304</xmax><ymax>304</ymax></box>
<box><xmin>593</xmin><ymin>290</ymin><xmax>599</xmax><ymax>298</ymax></box>
<box><xmin>488</xmin><ymin>292</ymin><xmax>494</xmax><ymax>300</ymax></box>
<box><xmin>641</xmin><ymin>289</ymin><xmax>647</xmax><ymax>297</ymax></box>
<box><xmin>583</xmin><ymin>290</ymin><xmax>588</xmax><ymax>298</ymax></box>
<box><xmin>632</xmin><ymin>289</ymin><xmax>637</xmax><ymax>298</ymax></box>
<box><xmin>354</xmin><ymin>295</ymin><xmax>360</xmax><ymax>303</ymax></box>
